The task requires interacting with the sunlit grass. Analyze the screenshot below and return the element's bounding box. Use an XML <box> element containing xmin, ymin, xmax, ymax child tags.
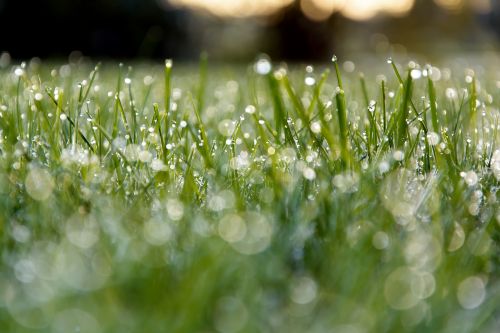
<box><xmin>0</xmin><ymin>54</ymin><xmax>499</xmax><ymax>332</ymax></box>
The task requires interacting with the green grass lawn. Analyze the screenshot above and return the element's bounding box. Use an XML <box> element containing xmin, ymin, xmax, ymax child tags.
<box><xmin>0</xmin><ymin>55</ymin><xmax>499</xmax><ymax>332</ymax></box>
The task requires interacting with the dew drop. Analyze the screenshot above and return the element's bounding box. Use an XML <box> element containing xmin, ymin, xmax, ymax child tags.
<box><xmin>384</xmin><ymin>267</ymin><xmax>420</xmax><ymax>310</ymax></box>
<box><xmin>143</xmin><ymin>219</ymin><xmax>172</xmax><ymax>246</ymax></box>
<box><xmin>254</xmin><ymin>58</ymin><xmax>271</xmax><ymax>75</ymax></box>
<box><xmin>393</xmin><ymin>150</ymin><xmax>404</xmax><ymax>161</ymax></box>
<box><xmin>290</xmin><ymin>276</ymin><xmax>318</xmax><ymax>304</ymax></box>
<box><xmin>245</xmin><ymin>105</ymin><xmax>256</xmax><ymax>114</ymax></box>
<box><xmin>218</xmin><ymin>214</ymin><xmax>246</xmax><ymax>243</ymax></box>
<box><xmin>310</xmin><ymin>121</ymin><xmax>321</xmax><ymax>134</ymax></box>
<box><xmin>304</xmin><ymin>76</ymin><xmax>315</xmax><ymax>86</ymax></box>
<box><xmin>302</xmin><ymin>167</ymin><xmax>316</xmax><ymax>181</ymax></box>
<box><xmin>343</xmin><ymin>61</ymin><xmax>355</xmax><ymax>73</ymax></box>
<box><xmin>372</xmin><ymin>231</ymin><xmax>389</xmax><ymax>250</ymax></box>
<box><xmin>143</xmin><ymin>75</ymin><xmax>154</xmax><ymax>86</ymax></box>
<box><xmin>463</xmin><ymin>171</ymin><xmax>478</xmax><ymax>186</ymax></box>
<box><xmin>411</xmin><ymin>69</ymin><xmax>422</xmax><ymax>80</ymax></box>
<box><xmin>426</xmin><ymin>132</ymin><xmax>440</xmax><ymax>146</ymax></box>
<box><xmin>457</xmin><ymin>276</ymin><xmax>486</xmax><ymax>309</ymax></box>
<box><xmin>25</xmin><ymin>167</ymin><xmax>54</xmax><ymax>201</ymax></box>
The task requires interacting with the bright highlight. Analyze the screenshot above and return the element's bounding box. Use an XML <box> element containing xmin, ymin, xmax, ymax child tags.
<box><xmin>168</xmin><ymin>0</ymin><xmax>294</xmax><ymax>18</ymax></box>
<box><xmin>168</xmin><ymin>0</ymin><xmax>417</xmax><ymax>20</ymax></box>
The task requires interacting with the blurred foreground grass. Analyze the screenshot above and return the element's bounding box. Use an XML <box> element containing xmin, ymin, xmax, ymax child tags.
<box><xmin>0</xmin><ymin>55</ymin><xmax>499</xmax><ymax>332</ymax></box>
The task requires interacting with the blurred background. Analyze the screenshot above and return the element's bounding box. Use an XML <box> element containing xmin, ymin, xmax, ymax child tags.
<box><xmin>0</xmin><ymin>0</ymin><xmax>498</xmax><ymax>61</ymax></box>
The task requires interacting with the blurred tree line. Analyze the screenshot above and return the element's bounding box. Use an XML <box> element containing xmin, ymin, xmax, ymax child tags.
<box><xmin>0</xmin><ymin>0</ymin><xmax>498</xmax><ymax>60</ymax></box>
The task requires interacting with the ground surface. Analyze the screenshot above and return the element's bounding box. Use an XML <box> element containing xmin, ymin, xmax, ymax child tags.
<box><xmin>0</xmin><ymin>55</ymin><xmax>499</xmax><ymax>332</ymax></box>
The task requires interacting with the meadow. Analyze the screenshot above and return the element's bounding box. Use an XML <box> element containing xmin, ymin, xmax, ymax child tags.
<box><xmin>0</xmin><ymin>54</ymin><xmax>499</xmax><ymax>332</ymax></box>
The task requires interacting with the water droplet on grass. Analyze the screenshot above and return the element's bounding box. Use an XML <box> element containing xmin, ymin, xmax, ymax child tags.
<box><xmin>304</xmin><ymin>76</ymin><xmax>315</xmax><ymax>86</ymax></box>
<box><xmin>254</xmin><ymin>58</ymin><xmax>271</xmax><ymax>75</ymax></box>
<box><xmin>230</xmin><ymin>212</ymin><xmax>272</xmax><ymax>255</ymax></box>
<box><xmin>411</xmin><ymin>69</ymin><xmax>422</xmax><ymax>80</ymax></box>
<box><xmin>333</xmin><ymin>172</ymin><xmax>360</xmax><ymax>193</ymax></box>
<box><xmin>59</xmin><ymin>64</ymin><xmax>71</xmax><ymax>78</ymax></box>
<box><xmin>343</xmin><ymin>61</ymin><xmax>355</xmax><ymax>72</ymax></box>
<box><xmin>463</xmin><ymin>170</ymin><xmax>478</xmax><ymax>186</ymax></box>
<box><xmin>302</xmin><ymin>167</ymin><xmax>316</xmax><ymax>180</ymax></box>
<box><xmin>412</xmin><ymin>272</ymin><xmax>436</xmax><ymax>300</ymax></box>
<box><xmin>244</xmin><ymin>105</ymin><xmax>256</xmax><ymax>114</ymax></box>
<box><xmin>290</xmin><ymin>276</ymin><xmax>317</xmax><ymax>304</ymax></box>
<box><xmin>368</xmin><ymin>100</ymin><xmax>376</xmax><ymax>113</ymax></box>
<box><xmin>310</xmin><ymin>121</ymin><xmax>321</xmax><ymax>134</ymax></box>
<box><xmin>151</xmin><ymin>159</ymin><xmax>167</xmax><ymax>171</ymax></box>
<box><xmin>138</xmin><ymin>150</ymin><xmax>152</xmax><ymax>163</ymax></box>
<box><xmin>457</xmin><ymin>276</ymin><xmax>486</xmax><ymax>309</ymax></box>
<box><xmin>65</xmin><ymin>212</ymin><xmax>100</xmax><ymax>249</ymax></box>
<box><xmin>426</xmin><ymin>132</ymin><xmax>440</xmax><ymax>146</ymax></box>
<box><xmin>384</xmin><ymin>267</ymin><xmax>420</xmax><ymax>310</ymax></box>
<box><xmin>143</xmin><ymin>75</ymin><xmax>154</xmax><ymax>86</ymax></box>
<box><xmin>143</xmin><ymin>219</ymin><xmax>172</xmax><ymax>246</ymax></box>
<box><xmin>393</xmin><ymin>150</ymin><xmax>404</xmax><ymax>161</ymax></box>
<box><xmin>14</xmin><ymin>259</ymin><xmax>36</xmax><ymax>283</ymax></box>
<box><xmin>273</xmin><ymin>68</ymin><xmax>286</xmax><ymax>80</ymax></box>
<box><xmin>448</xmin><ymin>223</ymin><xmax>465</xmax><ymax>252</ymax></box>
<box><xmin>166</xmin><ymin>198</ymin><xmax>184</xmax><ymax>221</ymax></box>
<box><xmin>11</xmin><ymin>224</ymin><xmax>30</xmax><ymax>243</ymax></box>
<box><xmin>429</xmin><ymin>66</ymin><xmax>441</xmax><ymax>81</ymax></box>
<box><xmin>219</xmin><ymin>214</ymin><xmax>246</xmax><ymax>243</ymax></box>
<box><xmin>218</xmin><ymin>119</ymin><xmax>236</xmax><ymax>137</ymax></box>
<box><xmin>25</xmin><ymin>167</ymin><xmax>54</xmax><ymax>201</ymax></box>
<box><xmin>379</xmin><ymin>161</ymin><xmax>390</xmax><ymax>174</ymax></box>
<box><xmin>372</xmin><ymin>231</ymin><xmax>389</xmax><ymax>249</ymax></box>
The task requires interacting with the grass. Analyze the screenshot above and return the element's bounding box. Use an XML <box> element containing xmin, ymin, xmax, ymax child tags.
<box><xmin>0</xmin><ymin>54</ymin><xmax>499</xmax><ymax>332</ymax></box>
